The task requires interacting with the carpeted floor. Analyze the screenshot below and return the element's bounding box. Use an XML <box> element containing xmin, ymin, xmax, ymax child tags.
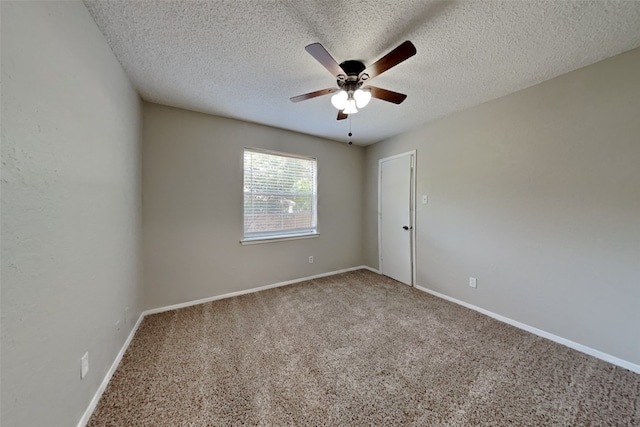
<box><xmin>88</xmin><ymin>269</ymin><xmax>640</xmax><ymax>426</ymax></box>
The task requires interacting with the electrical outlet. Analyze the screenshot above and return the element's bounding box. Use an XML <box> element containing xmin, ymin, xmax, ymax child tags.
<box><xmin>422</xmin><ymin>195</ymin><xmax>428</xmax><ymax>204</ymax></box>
<box><xmin>469</xmin><ymin>277</ymin><xmax>477</xmax><ymax>288</ymax></box>
<box><xmin>308</xmin><ymin>256</ymin><xmax>313</xmax><ymax>264</ymax></box>
<box><xmin>81</xmin><ymin>352</ymin><xmax>89</xmax><ymax>379</ymax></box>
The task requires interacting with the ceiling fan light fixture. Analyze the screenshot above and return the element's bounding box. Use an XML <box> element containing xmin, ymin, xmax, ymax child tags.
<box><xmin>342</xmin><ymin>98</ymin><xmax>358</xmax><ymax>114</ymax></box>
<box><xmin>291</xmin><ymin>41</ymin><xmax>416</xmax><ymax>120</ymax></box>
<box><xmin>331</xmin><ymin>90</ymin><xmax>348</xmax><ymax>110</ymax></box>
<box><xmin>354</xmin><ymin>88</ymin><xmax>371</xmax><ymax>108</ymax></box>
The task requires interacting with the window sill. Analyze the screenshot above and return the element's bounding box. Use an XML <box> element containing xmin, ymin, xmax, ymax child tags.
<box><xmin>240</xmin><ymin>233</ymin><xmax>319</xmax><ymax>245</ymax></box>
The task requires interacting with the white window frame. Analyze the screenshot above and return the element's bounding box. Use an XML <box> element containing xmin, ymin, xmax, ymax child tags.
<box><xmin>241</xmin><ymin>147</ymin><xmax>319</xmax><ymax>245</ymax></box>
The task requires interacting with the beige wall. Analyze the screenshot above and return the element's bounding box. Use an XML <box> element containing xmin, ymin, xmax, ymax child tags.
<box><xmin>1</xmin><ymin>2</ymin><xmax>143</xmax><ymax>426</ymax></box>
<box><xmin>143</xmin><ymin>103</ymin><xmax>365</xmax><ymax>309</ymax></box>
<box><xmin>364</xmin><ymin>48</ymin><xmax>640</xmax><ymax>365</ymax></box>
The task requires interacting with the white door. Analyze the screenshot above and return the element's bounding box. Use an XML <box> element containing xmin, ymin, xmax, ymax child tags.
<box><xmin>379</xmin><ymin>151</ymin><xmax>415</xmax><ymax>286</ymax></box>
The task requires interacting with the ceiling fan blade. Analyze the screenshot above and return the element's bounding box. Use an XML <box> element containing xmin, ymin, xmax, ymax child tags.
<box><xmin>290</xmin><ymin>88</ymin><xmax>337</xmax><ymax>103</ymax></box>
<box><xmin>367</xmin><ymin>86</ymin><xmax>407</xmax><ymax>104</ymax></box>
<box><xmin>359</xmin><ymin>41</ymin><xmax>416</xmax><ymax>81</ymax></box>
<box><xmin>337</xmin><ymin>110</ymin><xmax>348</xmax><ymax>120</ymax></box>
<box><xmin>305</xmin><ymin>43</ymin><xmax>346</xmax><ymax>77</ymax></box>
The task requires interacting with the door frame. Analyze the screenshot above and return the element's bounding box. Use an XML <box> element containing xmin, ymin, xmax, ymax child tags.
<box><xmin>378</xmin><ymin>150</ymin><xmax>417</xmax><ymax>286</ymax></box>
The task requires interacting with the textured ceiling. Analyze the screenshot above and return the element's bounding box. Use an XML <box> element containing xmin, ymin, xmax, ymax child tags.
<box><xmin>84</xmin><ymin>0</ymin><xmax>640</xmax><ymax>145</ymax></box>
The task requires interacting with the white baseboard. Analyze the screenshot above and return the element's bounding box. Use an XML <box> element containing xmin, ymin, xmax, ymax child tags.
<box><xmin>360</xmin><ymin>265</ymin><xmax>380</xmax><ymax>274</ymax></box>
<box><xmin>77</xmin><ymin>313</ymin><xmax>145</xmax><ymax>427</ymax></box>
<box><xmin>414</xmin><ymin>285</ymin><xmax>640</xmax><ymax>374</ymax></box>
<box><xmin>144</xmin><ymin>265</ymin><xmax>377</xmax><ymax>316</ymax></box>
<box><xmin>78</xmin><ymin>265</ymin><xmax>377</xmax><ymax>425</ymax></box>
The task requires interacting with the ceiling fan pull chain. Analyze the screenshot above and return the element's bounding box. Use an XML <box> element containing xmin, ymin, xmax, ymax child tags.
<box><xmin>348</xmin><ymin>115</ymin><xmax>353</xmax><ymax>145</ymax></box>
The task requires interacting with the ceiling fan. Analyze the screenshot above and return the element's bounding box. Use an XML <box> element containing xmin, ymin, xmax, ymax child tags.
<box><xmin>290</xmin><ymin>41</ymin><xmax>417</xmax><ymax>120</ymax></box>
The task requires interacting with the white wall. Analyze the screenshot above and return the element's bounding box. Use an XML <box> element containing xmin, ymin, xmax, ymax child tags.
<box><xmin>143</xmin><ymin>103</ymin><xmax>365</xmax><ymax>309</ymax></box>
<box><xmin>1</xmin><ymin>2</ymin><xmax>143</xmax><ymax>426</ymax></box>
<box><xmin>364</xmin><ymin>48</ymin><xmax>640</xmax><ymax>366</ymax></box>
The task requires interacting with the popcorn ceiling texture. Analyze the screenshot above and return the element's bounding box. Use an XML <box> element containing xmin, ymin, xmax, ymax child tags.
<box><xmin>83</xmin><ymin>0</ymin><xmax>640</xmax><ymax>145</ymax></box>
<box><xmin>87</xmin><ymin>270</ymin><xmax>640</xmax><ymax>426</ymax></box>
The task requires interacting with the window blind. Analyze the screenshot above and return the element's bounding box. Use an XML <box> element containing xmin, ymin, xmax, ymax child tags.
<box><xmin>243</xmin><ymin>148</ymin><xmax>317</xmax><ymax>240</ymax></box>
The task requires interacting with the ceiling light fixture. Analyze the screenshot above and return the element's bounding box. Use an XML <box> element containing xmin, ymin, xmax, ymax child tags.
<box><xmin>353</xmin><ymin>88</ymin><xmax>371</xmax><ymax>108</ymax></box>
<box><xmin>290</xmin><ymin>41</ymin><xmax>417</xmax><ymax>124</ymax></box>
<box><xmin>330</xmin><ymin>87</ymin><xmax>371</xmax><ymax>114</ymax></box>
<box><xmin>330</xmin><ymin>90</ymin><xmax>348</xmax><ymax>110</ymax></box>
<box><xmin>342</xmin><ymin>98</ymin><xmax>358</xmax><ymax>114</ymax></box>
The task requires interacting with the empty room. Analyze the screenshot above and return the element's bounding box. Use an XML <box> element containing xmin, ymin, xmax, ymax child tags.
<box><xmin>2</xmin><ymin>1</ymin><xmax>639</xmax><ymax>426</ymax></box>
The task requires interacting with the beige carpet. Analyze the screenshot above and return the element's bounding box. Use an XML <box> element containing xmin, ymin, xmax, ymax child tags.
<box><xmin>88</xmin><ymin>269</ymin><xmax>640</xmax><ymax>426</ymax></box>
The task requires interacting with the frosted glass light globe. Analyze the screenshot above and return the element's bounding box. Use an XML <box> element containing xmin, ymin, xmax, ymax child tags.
<box><xmin>331</xmin><ymin>90</ymin><xmax>348</xmax><ymax>110</ymax></box>
<box><xmin>342</xmin><ymin>99</ymin><xmax>358</xmax><ymax>114</ymax></box>
<box><xmin>354</xmin><ymin>88</ymin><xmax>371</xmax><ymax>108</ymax></box>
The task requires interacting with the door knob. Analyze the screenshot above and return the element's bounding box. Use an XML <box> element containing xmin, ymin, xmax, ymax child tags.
<box><xmin>402</xmin><ymin>226</ymin><xmax>409</xmax><ymax>230</ymax></box>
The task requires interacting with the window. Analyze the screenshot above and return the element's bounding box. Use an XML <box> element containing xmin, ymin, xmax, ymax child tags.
<box><xmin>243</xmin><ymin>148</ymin><xmax>317</xmax><ymax>242</ymax></box>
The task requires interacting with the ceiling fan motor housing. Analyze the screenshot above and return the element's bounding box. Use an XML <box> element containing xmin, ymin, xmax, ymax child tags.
<box><xmin>337</xmin><ymin>60</ymin><xmax>367</xmax><ymax>90</ymax></box>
